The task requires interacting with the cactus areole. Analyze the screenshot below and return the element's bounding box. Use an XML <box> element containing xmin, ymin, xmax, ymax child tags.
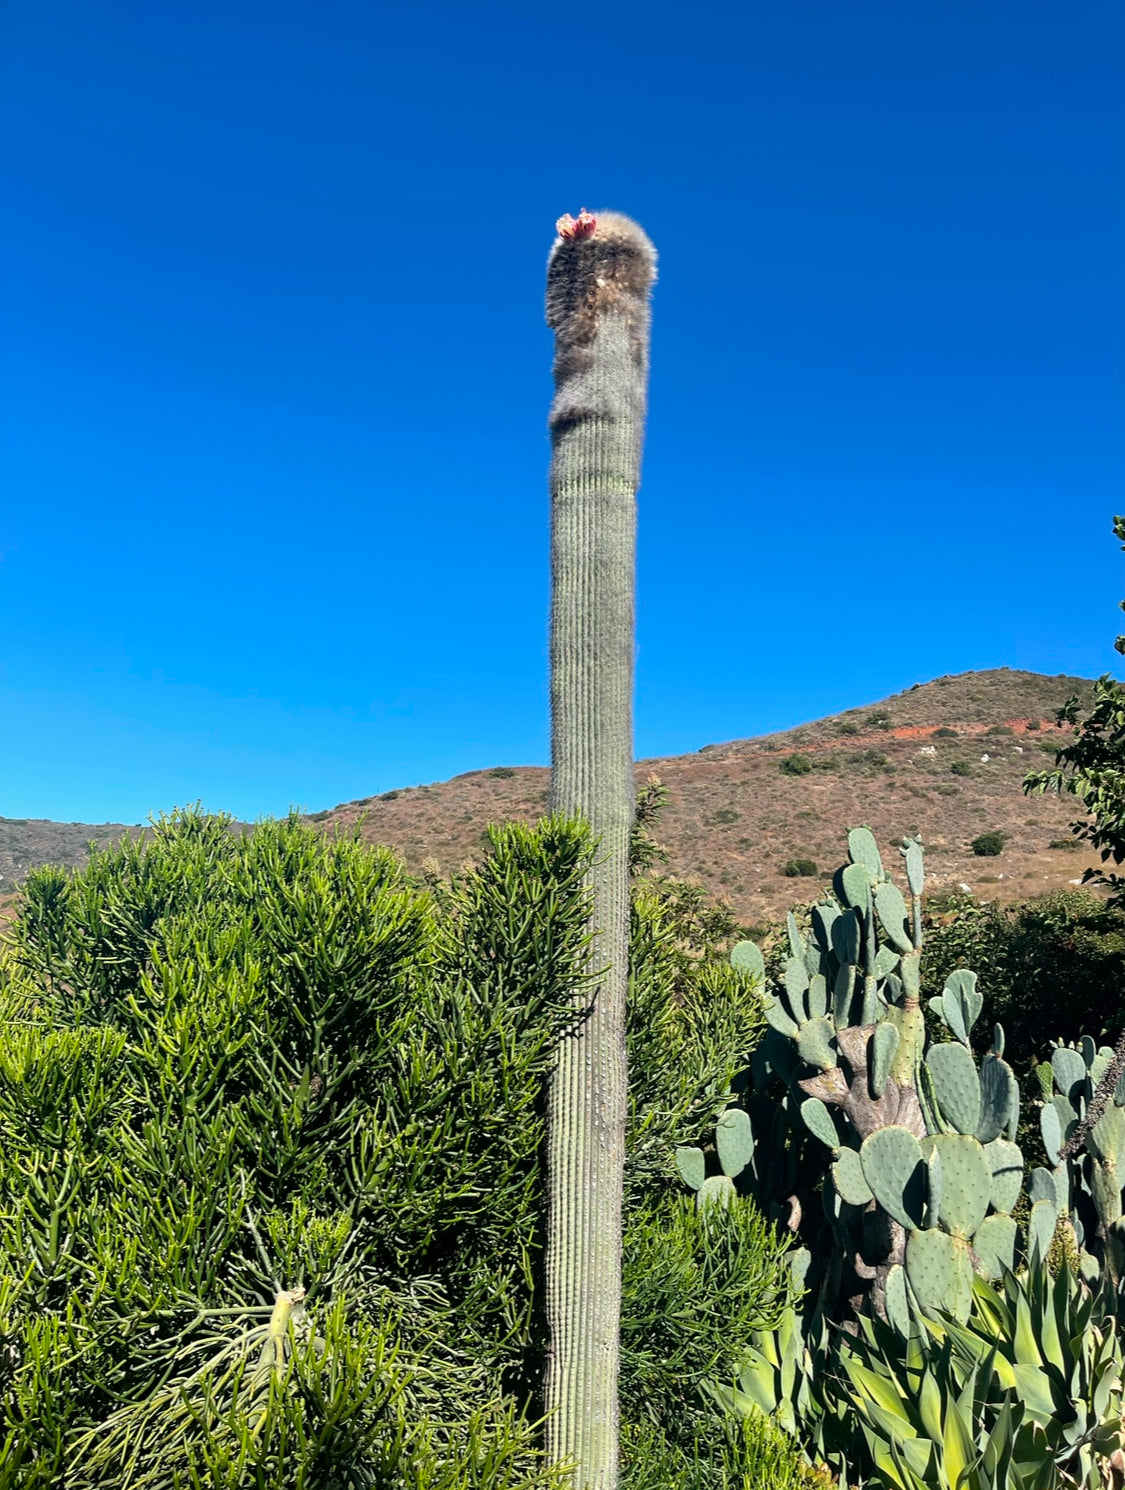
<box><xmin>544</xmin><ymin>210</ymin><xmax>656</xmax><ymax>1490</ymax></box>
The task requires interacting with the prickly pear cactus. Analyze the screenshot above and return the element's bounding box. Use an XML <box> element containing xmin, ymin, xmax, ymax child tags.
<box><xmin>1039</xmin><ymin>1037</ymin><xmax>1125</xmax><ymax>1279</ymax></box>
<box><xmin>677</xmin><ymin>829</ymin><xmax>1026</xmax><ymax>1327</ymax></box>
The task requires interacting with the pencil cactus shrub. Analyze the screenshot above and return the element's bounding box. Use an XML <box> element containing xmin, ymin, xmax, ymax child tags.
<box><xmin>543</xmin><ymin>208</ymin><xmax>656</xmax><ymax>1490</ymax></box>
<box><xmin>677</xmin><ymin>829</ymin><xmax>1026</xmax><ymax>1328</ymax></box>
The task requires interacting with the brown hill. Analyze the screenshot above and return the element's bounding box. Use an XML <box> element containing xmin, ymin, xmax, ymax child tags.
<box><xmin>0</xmin><ymin>670</ymin><xmax>1112</xmax><ymax>927</ymax></box>
<box><xmin>312</xmin><ymin>668</ymin><xmax>1110</xmax><ymax>924</ymax></box>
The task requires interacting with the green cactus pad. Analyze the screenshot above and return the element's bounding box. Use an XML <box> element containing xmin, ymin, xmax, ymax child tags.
<box><xmin>899</xmin><ymin>953</ymin><xmax>921</xmax><ymax>1000</ymax></box>
<box><xmin>800</xmin><ymin>1097</ymin><xmax>839</xmax><ymax>1150</ymax></box>
<box><xmin>833</xmin><ymin>963</ymin><xmax>855</xmax><ymax>1025</ymax></box>
<box><xmin>810</xmin><ymin>904</ymin><xmax>839</xmax><ymax>954</ymax></box>
<box><xmin>920</xmin><ymin>1134</ymin><xmax>991</xmax><ymax>1238</ymax></box>
<box><xmin>675</xmin><ymin>1146</ymin><xmax>706</xmax><ymax>1191</ymax></box>
<box><xmin>831</xmin><ymin>910</ymin><xmax>860</xmax><ymax>966</ymax></box>
<box><xmin>730</xmin><ymin>940</ymin><xmax>765</xmax><ymax>980</ymax></box>
<box><xmin>972</xmin><ymin>1213</ymin><xmax>1018</xmax><ymax>1281</ymax></box>
<box><xmin>939</xmin><ymin>970</ymin><xmax>982</xmax><ymax>1046</ymax></box>
<box><xmin>976</xmin><ymin>1052</ymin><xmax>1017</xmax><ymax>1145</ymax></box>
<box><xmin>1041</xmin><ymin>1102</ymin><xmax>1063</xmax><ymax>1166</ymax></box>
<box><xmin>1090</xmin><ymin>1159</ymin><xmax>1123</xmax><ymax>1228</ymax></box>
<box><xmin>786</xmin><ymin>912</ymin><xmax>804</xmax><ymax>960</ymax></box>
<box><xmin>926</xmin><ymin>1042</ymin><xmax>982</xmax><ymax>1136</ymax></box>
<box><xmin>696</xmin><ymin>1174</ymin><xmax>736</xmax><ymax>1211</ymax></box>
<box><xmin>763</xmin><ymin>993</ymin><xmax>800</xmax><ymax>1038</ymax></box>
<box><xmin>1027</xmin><ymin>1166</ymin><xmax>1058</xmax><ymax>1211</ymax></box>
<box><xmin>926</xmin><ymin>1142</ymin><xmax>943</xmax><ymax>1229</ymax></box>
<box><xmin>860</xmin><ymin>1126</ymin><xmax>926</xmax><ymax>1230</ymax></box>
<box><xmin>840</xmin><ymin>862</ymin><xmax>871</xmax><ymax>911</ymax></box>
<box><xmin>1115</xmin><ymin>1067</ymin><xmax>1125</xmax><ymax>1106</ymax></box>
<box><xmin>906</xmin><ymin>1227</ymin><xmax>974</xmax><ymax>1322</ymax></box>
<box><xmin>1080</xmin><ymin>1034</ymin><xmax>1098</xmax><ymax>1067</ymax></box>
<box><xmin>1051</xmin><ymin>1045</ymin><xmax>1088</xmax><ymax>1102</ymax></box>
<box><xmin>986</xmin><ymin>1138</ymin><xmax>1024</xmax><ymax>1214</ymax></box>
<box><xmin>869</xmin><ymin>1021</ymin><xmax>900</xmax><ymax>1100</ymax></box>
<box><xmin>716</xmin><ymin>1108</ymin><xmax>755</xmax><ymax>1179</ymax></box>
<box><xmin>885</xmin><ymin>1263</ymin><xmax>911</xmax><ymax>1336</ymax></box>
<box><xmin>1089</xmin><ymin>1104</ymin><xmax>1125</xmax><ymax>1168</ymax></box>
<box><xmin>916</xmin><ymin>1058</ymin><xmax>948</xmax><ymax>1137</ymax></box>
<box><xmin>903</xmin><ymin>838</ymin><xmax>925</xmax><ymax>898</ymax></box>
<box><xmin>874</xmin><ymin>880</ymin><xmax>913</xmax><ymax>954</ymax></box>
<box><xmin>848</xmin><ymin>826</ymin><xmax>885</xmax><ymax>882</ymax></box>
<box><xmin>1028</xmin><ymin>1197</ymin><xmax>1057</xmax><ymax>1259</ymax></box>
<box><xmin>806</xmin><ymin>973</ymin><xmax>828</xmax><ymax>1020</ymax></box>
<box><xmin>796</xmin><ymin>1015</ymin><xmax>837</xmax><ymax>1071</ymax></box>
<box><xmin>872</xmin><ymin>945</ymin><xmax>900</xmax><ymax>980</ymax></box>
<box><xmin>783</xmin><ymin>957</ymin><xmax>810</xmax><ymax>1023</ymax></box>
<box><xmin>832</xmin><ymin>1146</ymin><xmax>874</xmax><ymax>1206</ymax></box>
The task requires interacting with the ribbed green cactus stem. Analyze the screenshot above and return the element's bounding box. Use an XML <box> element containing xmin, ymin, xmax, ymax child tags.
<box><xmin>543</xmin><ymin>208</ymin><xmax>656</xmax><ymax>1490</ymax></box>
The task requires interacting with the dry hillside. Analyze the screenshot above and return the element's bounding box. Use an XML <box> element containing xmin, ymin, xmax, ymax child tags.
<box><xmin>0</xmin><ymin>669</ymin><xmax>1113</xmax><ymax>927</ymax></box>
<box><xmin>313</xmin><ymin>668</ymin><xmax>1109</xmax><ymax>925</ymax></box>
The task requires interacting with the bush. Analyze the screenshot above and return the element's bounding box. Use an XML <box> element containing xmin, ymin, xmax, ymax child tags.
<box><xmin>933</xmin><ymin>727</ymin><xmax>958</xmax><ymax>738</ymax></box>
<box><xmin>712</xmin><ymin>809</ymin><xmax>740</xmax><ymax>824</ymax></box>
<box><xmin>971</xmin><ymin>830</ymin><xmax>1006</xmax><ymax>856</ymax></box>
<box><xmin>838</xmin><ymin>721</ymin><xmax>860</xmax><ymax>736</ymax></box>
<box><xmin>866</xmin><ymin>712</ymin><xmax>892</xmax><ymax>730</ymax></box>
<box><xmin>779</xmin><ymin>755</ymin><xmax>813</xmax><ymax>776</ymax></box>
<box><xmin>950</xmin><ymin>760</ymin><xmax>973</xmax><ymax>777</ymax></box>
<box><xmin>1048</xmin><ymin>837</ymin><xmax>1081</xmax><ymax>850</ymax></box>
<box><xmin>1026</xmin><ymin>718</ymin><xmax>1041</xmax><ymax>730</ymax></box>
<box><xmin>489</xmin><ymin>766</ymin><xmax>517</xmax><ymax>778</ymax></box>
<box><xmin>0</xmin><ymin>809</ymin><xmax>794</xmax><ymax>1486</ymax></box>
<box><xmin>922</xmin><ymin>887</ymin><xmax>1125</xmax><ymax>1067</ymax></box>
<box><xmin>782</xmin><ymin>859</ymin><xmax>818</xmax><ymax>878</ymax></box>
<box><xmin>986</xmin><ymin>723</ymin><xmax>1014</xmax><ymax>736</ymax></box>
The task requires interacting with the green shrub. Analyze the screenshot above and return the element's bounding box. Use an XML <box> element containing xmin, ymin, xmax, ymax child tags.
<box><xmin>0</xmin><ymin>808</ymin><xmax>791</xmax><ymax>1486</ymax></box>
<box><xmin>1026</xmin><ymin>718</ymin><xmax>1041</xmax><ymax>730</ymax></box>
<box><xmin>933</xmin><ymin>727</ymin><xmax>958</xmax><ymax>738</ymax></box>
<box><xmin>489</xmin><ymin>766</ymin><xmax>517</xmax><ymax>778</ymax></box>
<box><xmin>838</xmin><ymin>721</ymin><xmax>860</xmax><ymax>736</ymax></box>
<box><xmin>922</xmin><ymin>887</ymin><xmax>1125</xmax><ymax>1067</ymax></box>
<box><xmin>782</xmin><ymin>859</ymin><xmax>818</xmax><ymax>878</ymax></box>
<box><xmin>866</xmin><ymin>712</ymin><xmax>892</xmax><ymax>730</ymax></box>
<box><xmin>779</xmin><ymin>755</ymin><xmax>813</xmax><ymax>776</ymax></box>
<box><xmin>971</xmin><ymin>830</ymin><xmax>1006</xmax><ymax>856</ymax></box>
<box><xmin>1048</xmin><ymin>837</ymin><xmax>1080</xmax><ymax>850</ymax></box>
<box><xmin>380</xmin><ymin>789</ymin><xmax>402</xmax><ymax>800</ymax></box>
<box><xmin>986</xmin><ymin>723</ymin><xmax>1014</xmax><ymax>736</ymax></box>
<box><xmin>950</xmin><ymin>760</ymin><xmax>973</xmax><ymax>776</ymax></box>
<box><xmin>811</xmin><ymin>755</ymin><xmax>839</xmax><ymax>772</ymax></box>
<box><xmin>712</xmin><ymin>809</ymin><xmax>740</xmax><ymax>824</ymax></box>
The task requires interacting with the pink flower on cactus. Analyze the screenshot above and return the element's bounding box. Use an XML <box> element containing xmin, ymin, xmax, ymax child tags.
<box><xmin>555</xmin><ymin>208</ymin><xmax>597</xmax><ymax>240</ymax></box>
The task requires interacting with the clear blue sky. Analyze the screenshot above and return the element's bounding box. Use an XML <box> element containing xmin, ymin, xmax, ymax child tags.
<box><xmin>2</xmin><ymin>0</ymin><xmax>1122</xmax><ymax>824</ymax></box>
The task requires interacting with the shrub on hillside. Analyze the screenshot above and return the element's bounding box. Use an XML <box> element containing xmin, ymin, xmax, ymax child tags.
<box><xmin>782</xmin><ymin>859</ymin><xmax>818</xmax><ymax>878</ymax></box>
<box><xmin>779</xmin><ymin>755</ymin><xmax>813</xmax><ymax>776</ymax></box>
<box><xmin>933</xmin><ymin>727</ymin><xmax>958</xmax><ymax>738</ymax></box>
<box><xmin>950</xmin><ymin>759</ymin><xmax>973</xmax><ymax>776</ymax></box>
<box><xmin>971</xmin><ymin>830</ymin><xmax>1006</xmax><ymax>856</ymax></box>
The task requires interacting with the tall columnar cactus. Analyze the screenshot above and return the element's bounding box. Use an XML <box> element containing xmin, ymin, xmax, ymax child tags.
<box><xmin>677</xmin><ymin>829</ymin><xmax>1025</xmax><ymax>1328</ymax></box>
<box><xmin>543</xmin><ymin>209</ymin><xmax>656</xmax><ymax>1490</ymax></box>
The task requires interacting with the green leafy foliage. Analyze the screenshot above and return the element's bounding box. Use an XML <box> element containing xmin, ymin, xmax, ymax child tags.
<box><xmin>0</xmin><ymin>805</ymin><xmax>801</xmax><ymax>1487</ymax></box>
<box><xmin>783</xmin><ymin>859</ymin><xmax>819</xmax><ymax>879</ymax></box>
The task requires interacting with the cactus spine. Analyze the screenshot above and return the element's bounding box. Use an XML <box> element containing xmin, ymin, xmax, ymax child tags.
<box><xmin>543</xmin><ymin>209</ymin><xmax>656</xmax><ymax>1490</ymax></box>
